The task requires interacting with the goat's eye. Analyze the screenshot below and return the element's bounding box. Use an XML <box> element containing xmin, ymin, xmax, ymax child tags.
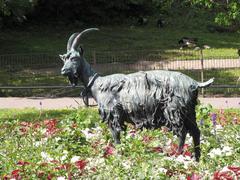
<box><xmin>70</xmin><ymin>58</ymin><xmax>78</xmax><ymax>62</ymax></box>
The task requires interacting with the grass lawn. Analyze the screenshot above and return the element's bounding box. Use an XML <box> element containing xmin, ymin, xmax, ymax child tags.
<box><xmin>0</xmin><ymin>22</ymin><xmax>240</xmax><ymax>58</ymax></box>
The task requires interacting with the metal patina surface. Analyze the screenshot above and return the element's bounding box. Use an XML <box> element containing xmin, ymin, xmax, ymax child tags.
<box><xmin>60</xmin><ymin>28</ymin><xmax>214</xmax><ymax>161</ymax></box>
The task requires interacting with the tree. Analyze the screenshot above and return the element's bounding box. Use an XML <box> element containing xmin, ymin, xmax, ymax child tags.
<box><xmin>0</xmin><ymin>0</ymin><xmax>38</xmax><ymax>24</ymax></box>
<box><xmin>188</xmin><ymin>0</ymin><xmax>240</xmax><ymax>28</ymax></box>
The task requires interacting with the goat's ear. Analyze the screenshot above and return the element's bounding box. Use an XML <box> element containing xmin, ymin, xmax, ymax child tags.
<box><xmin>59</xmin><ymin>54</ymin><xmax>65</xmax><ymax>62</ymax></box>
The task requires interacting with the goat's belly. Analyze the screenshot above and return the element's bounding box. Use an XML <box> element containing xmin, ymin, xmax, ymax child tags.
<box><xmin>120</xmin><ymin>96</ymin><xmax>166</xmax><ymax>129</ymax></box>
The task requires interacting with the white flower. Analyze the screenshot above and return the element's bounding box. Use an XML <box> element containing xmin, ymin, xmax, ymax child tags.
<box><xmin>222</xmin><ymin>146</ymin><xmax>233</xmax><ymax>156</ymax></box>
<box><xmin>81</xmin><ymin>128</ymin><xmax>97</xmax><ymax>140</ymax></box>
<box><xmin>122</xmin><ymin>160</ymin><xmax>132</xmax><ymax>169</ymax></box>
<box><xmin>63</xmin><ymin>150</ymin><xmax>68</xmax><ymax>155</ymax></box>
<box><xmin>33</xmin><ymin>138</ymin><xmax>48</xmax><ymax>147</ymax></box>
<box><xmin>208</xmin><ymin>146</ymin><xmax>233</xmax><ymax>158</ymax></box>
<box><xmin>210</xmin><ymin>125</ymin><xmax>223</xmax><ymax>134</ymax></box>
<box><xmin>55</xmin><ymin>137</ymin><xmax>61</xmax><ymax>141</ymax></box>
<box><xmin>158</xmin><ymin>167</ymin><xmax>168</xmax><ymax>174</ymax></box>
<box><xmin>70</xmin><ymin>156</ymin><xmax>80</xmax><ymax>163</ymax></box>
<box><xmin>208</xmin><ymin>148</ymin><xmax>222</xmax><ymax>158</ymax></box>
<box><xmin>166</xmin><ymin>139</ymin><xmax>172</xmax><ymax>146</ymax></box>
<box><xmin>61</xmin><ymin>154</ymin><xmax>67</xmax><ymax>161</ymax></box>
<box><xmin>175</xmin><ymin>155</ymin><xmax>192</xmax><ymax>169</ymax></box>
<box><xmin>86</xmin><ymin>157</ymin><xmax>105</xmax><ymax>170</ymax></box>
<box><xmin>40</xmin><ymin>128</ymin><xmax>47</xmax><ymax>134</ymax></box>
<box><xmin>57</xmin><ymin>177</ymin><xmax>66</xmax><ymax>180</ymax></box>
<box><xmin>41</xmin><ymin>152</ymin><xmax>53</xmax><ymax>162</ymax></box>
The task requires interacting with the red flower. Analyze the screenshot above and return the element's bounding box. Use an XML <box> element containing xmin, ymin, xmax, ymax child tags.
<box><xmin>75</xmin><ymin>160</ymin><xmax>87</xmax><ymax>170</ymax></box>
<box><xmin>17</xmin><ymin>160</ymin><xmax>30</xmax><ymax>166</ymax></box>
<box><xmin>33</xmin><ymin>122</ymin><xmax>41</xmax><ymax>129</ymax></box>
<box><xmin>213</xmin><ymin>170</ymin><xmax>233</xmax><ymax>180</ymax></box>
<box><xmin>167</xmin><ymin>143</ymin><xmax>178</xmax><ymax>156</ymax></box>
<box><xmin>166</xmin><ymin>169</ymin><xmax>175</xmax><ymax>177</ymax></box>
<box><xmin>228</xmin><ymin>166</ymin><xmax>240</xmax><ymax>176</ymax></box>
<box><xmin>37</xmin><ymin>171</ymin><xmax>45</xmax><ymax>178</ymax></box>
<box><xmin>183</xmin><ymin>151</ymin><xmax>192</xmax><ymax>157</ymax></box>
<box><xmin>2</xmin><ymin>175</ymin><xmax>10</xmax><ymax>180</ymax></box>
<box><xmin>50</xmin><ymin>160</ymin><xmax>59</xmax><ymax>164</ymax></box>
<box><xmin>71</xmin><ymin>123</ymin><xmax>78</xmax><ymax>129</ymax></box>
<box><xmin>55</xmin><ymin>163</ymin><xmax>72</xmax><ymax>171</ymax></box>
<box><xmin>43</xmin><ymin>119</ymin><xmax>59</xmax><ymax>136</ymax></box>
<box><xmin>213</xmin><ymin>166</ymin><xmax>240</xmax><ymax>180</ymax></box>
<box><xmin>11</xmin><ymin>169</ymin><xmax>21</xmax><ymax>179</ymax></box>
<box><xmin>40</xmin><ymin>162</ymin><xmax>49</xmax><ymax>167</ymax></box>
<box><xmin>19</xmin><ymin>127</ymin><xmax>27</xmax><ymax>134</ymax></box>
<box><xmin>151</xmin><ymin>146</ymin><xmax>163</xmax><ymax>153</ymax></box>
<box><xmin>47</xmin><ymin>173</ymin><xmax>54</xmax><ymax>180</ymax></box>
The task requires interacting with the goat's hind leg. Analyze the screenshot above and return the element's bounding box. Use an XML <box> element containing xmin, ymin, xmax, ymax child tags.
<box><xmin>190</xmin><ymin>124</ymin><xmax>201</xmax><ymax>162</ymax></box>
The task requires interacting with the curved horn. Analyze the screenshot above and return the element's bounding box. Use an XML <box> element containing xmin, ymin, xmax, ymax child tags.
<box><xmin>71</xmin><ymin>28</ymin><xmax>99</xmax><ymax>50</ymax></box>
<box><xmin>67</xmin><ymin>33</ymin><xmax>79</xmax><ymax>51</ymax></box>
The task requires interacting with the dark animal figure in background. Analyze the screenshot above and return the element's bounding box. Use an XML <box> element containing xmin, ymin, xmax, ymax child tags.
<box><xmin>60</xmin><ymin>28</ymin><xmax>214</xmax><ymax>161</ymax></box>
<box><xmin>178</xmin><ymin>37</ymin><xmax>198</xmax><ymax>49</ymax></box>
<box><xmin>238</xmin><ymin>49</ymin><xmax>240</xmax><ymax>57</ymax></box>
<box><xmin>157</xmin><ymin>18</ymin><xmax>164</xmax><ymax>28</ymax></box>
<box><xmin>137</xmin><ymin>17</ymin><xmax>148</xmax><ymax>26</ymax></box>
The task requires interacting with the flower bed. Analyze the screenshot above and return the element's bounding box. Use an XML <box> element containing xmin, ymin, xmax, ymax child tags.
<box><xmin>0</xmin><ymin>107</ymin><xmax>239</xmax><ymax>179</ymax></box>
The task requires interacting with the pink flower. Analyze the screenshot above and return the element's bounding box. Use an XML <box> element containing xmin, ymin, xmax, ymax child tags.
<box><xmin>187</xmin><ymin>173</ymin><xmax>201</xmax><ymax>180</ymax></box>
<box><xmin>20</xmin><ymin>122</ymin><xmax>32</xmax><ymax>127</ymax></box>
<box><xmin>142</xmin><ymin>135</ymin><xmax>153</xmax><ymax>143</ymax></box>
<box><xmin>129</xmin><ymin>130</ymin><xmax>136</xmax><ymax>137</ymax></box>
<box><xmin>103</xmin><ymin>144</ymin><xmax>115</xmax><ymax>157</ymax></box>
<box><xmin>33</xmin><ymin>122</ymin><xmax>41</xmax><ymax>129</ymax></box>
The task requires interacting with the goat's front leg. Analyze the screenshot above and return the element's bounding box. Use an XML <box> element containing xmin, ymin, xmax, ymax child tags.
<box><xmin>108</xmin><ymin>112</ymin><xmax>122</xmax><ymax>144</ymax></box>
<box><xmin>177</xmin><ymin>128</ymin><xmax>187</xmax><ymax>154</ymax></box>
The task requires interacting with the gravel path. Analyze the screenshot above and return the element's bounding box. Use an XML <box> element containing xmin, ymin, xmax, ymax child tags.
<box><xmin>0</xmin><ymin>97</ymin><xmax>239</xmax><ymax>109</ymax></box>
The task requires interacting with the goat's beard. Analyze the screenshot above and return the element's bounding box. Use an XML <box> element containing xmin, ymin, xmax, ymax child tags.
<box><xmin>68</xmin><ymin>73</ymin><xmax>78</xmax><ymax>87</ymax></box>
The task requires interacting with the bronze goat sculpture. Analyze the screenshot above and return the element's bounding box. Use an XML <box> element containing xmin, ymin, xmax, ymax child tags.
<box><xmin>60</xmin><ymin>28</ymin><xmax>214</xmax><ymax>161</ymax></box>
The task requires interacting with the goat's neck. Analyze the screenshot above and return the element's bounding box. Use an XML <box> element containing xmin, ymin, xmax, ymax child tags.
<box><xmin>78</xmin><ymin>58</ymin><xmax>97</xmax><ymax>88</ymax></box>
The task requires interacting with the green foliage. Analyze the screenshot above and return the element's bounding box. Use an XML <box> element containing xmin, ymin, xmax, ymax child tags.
<box><xmin>189</xmin><ymin>0</ymin><xmax>240</xmax><ymax>28</ymax></box>
<box><xmin>0</xmin><ymin>0</ymin><xmax>37</xmax><ymax>21</ymax></box>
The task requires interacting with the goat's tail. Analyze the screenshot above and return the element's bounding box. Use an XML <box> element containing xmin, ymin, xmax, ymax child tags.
<box><xmin>198</xmin><ymin>78</ymin><xmax>214</xmax><ymax>88</ymax></box>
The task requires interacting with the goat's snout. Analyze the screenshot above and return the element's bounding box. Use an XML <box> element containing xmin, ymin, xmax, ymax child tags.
<box><xmin>61</xmin><ymin>68</ymin><xmax>69</xmax><ymax>75</ymax></box>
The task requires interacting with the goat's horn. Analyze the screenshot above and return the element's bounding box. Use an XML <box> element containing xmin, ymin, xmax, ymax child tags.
<box><xmin>67</xmin><ymin>33</ymin><xmax>79</xmax><ymax>51</ymax></box>
<box><xmin>71</xmin><ymin>28</ymin><xmax>99</xmax><ymax>50</ymax></box>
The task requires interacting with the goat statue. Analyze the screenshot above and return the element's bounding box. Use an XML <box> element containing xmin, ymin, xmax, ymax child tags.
<box><xmin>60</xmin><ymin>28</ymin><xmax>214</xmax><ymax>161</ymax></box>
